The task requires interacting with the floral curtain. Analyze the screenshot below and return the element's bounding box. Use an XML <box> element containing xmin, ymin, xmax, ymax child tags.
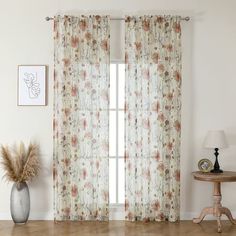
<box><xmin>125</xmin><ymin>16</ymin><xmax>182</xmax><ymax>222</ymax></box>
<box><xmin>53</xmin><ymin>15</ymin><xmax>110</xmax><ymax>221</ymax></box>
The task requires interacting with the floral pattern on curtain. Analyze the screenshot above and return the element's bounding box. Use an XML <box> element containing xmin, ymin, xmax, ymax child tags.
<box><xmin>125</xmin><ymin>16</ymin><xmax>182</xmax><ymax>222</ymax></box>
<box><xmin>53</xmin><ymin>15</ymin><xmax>110</xmax><ymax>221</ymax></box>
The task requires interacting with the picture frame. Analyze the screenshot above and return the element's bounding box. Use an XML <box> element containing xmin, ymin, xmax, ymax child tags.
<box><xmin>198</xmin><ymin>158</ymin><xmax>213</xmax><ymax>173</ymax></box>
<box><xmin>17</xmin><ymin>65</ymin><xmax>47</xmax><ymax>106</ymax></box>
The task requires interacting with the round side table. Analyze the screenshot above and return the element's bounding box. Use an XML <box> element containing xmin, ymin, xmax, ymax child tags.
<box><xmin>192</xmin><ymin>171</ymin><xmax>236</xmax><ymax>233</ymax></box>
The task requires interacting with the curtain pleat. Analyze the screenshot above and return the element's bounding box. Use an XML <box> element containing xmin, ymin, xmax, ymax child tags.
<box><xmin>125</xmin><ymin>15</ymin><xmax>182</xmax><ymax>222</ymax></box>
<box><xmin>53</xmin><ymin>15</ymin><xmax>110</xmax><ymax>221</ymax></box>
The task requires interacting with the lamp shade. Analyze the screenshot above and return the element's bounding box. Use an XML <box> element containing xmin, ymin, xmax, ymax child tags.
<box><xmin>203</xmin><ymin>130</ymin><xmax>228</xmax><ymax>149</ymax></box>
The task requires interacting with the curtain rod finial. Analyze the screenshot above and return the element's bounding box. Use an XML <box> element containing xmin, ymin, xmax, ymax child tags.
<box><xmin>45</xmin><ymin>16</ymin><xmax>53</xmax><ymax>21</ymax></box>
<box><xmin>185</xmin><ymin>16</ymin><xmax>190</xmax><ymax>21</ymax></box>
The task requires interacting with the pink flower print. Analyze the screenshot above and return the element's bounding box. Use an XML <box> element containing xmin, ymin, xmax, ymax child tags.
<box><xmin>156</xmin><ymin>16</ymin><xmax>164</xmax><ymax>24</ymax></box>
<box><xmin>175</xmin><ymin>170</ymin><xmax>180</xmax><ymax>181</ymax></box>
<box><xmin>84</xmin><ymin>132</ymin><xmax>92</xmax><ymax>139</ymax></box>
<box><xmin>71</xmin><ymin>85</ymin><xmax>78</xmax><ymax>96</ymax></box>
<box><xmin>142</xmin><ymin>19</ymin><xmax>150</xmax><ymax>31</ymax></box>
<box><xmin>167</xmin><ymin>191</ymin><xmax>173</xmax><ymax>200</ymax></box>
<box><xmin>85</xmin><ymin>32</ymin><xmax>92</xmax><ymax>41</ymax></box>
<box><xmin>174</xmin><ymin>71</ymin><xmax>181</xmax><ymax>82</ymax></box>
<box><xmin>142</xmin><ymin>169</ymin><xmax>151</xmax><ymax>181</ymax></box>
<box><xmin>79</xmin><ymin>20</ymin><xmax>87</xmax><ymax>31</ymax></box>
<box><xmin>135</xmin><ymin>190</ymin><xmax>142</xmax><ymax>198</ymax></box>
<box><xmin>127</xmin><ymin>161</ymin><xmax>132</xmax><ymax>171</ymax></box>
<box><xmin>102</xmin><ymin>141</ymin><xmax>109</xmax><ymax>152</ymax></box>
<box><xmin>79</xmin><ymin>119</ymin><xmax>87</xmax><ymax>130</ymax></box>
<box><xmin>166</xmin><ymin>44</ymin><xmax>173</xmax><ymax>52</ymax></box>
<box><xmin>174</xmin><ymin>120</ymin><xmax>181</xmax><ymax>132</ymax></box>
<box><xmin>71</xmin><ymin>184</ymin><xmax>78</xmax><ymax>197</ymax></box>
<box><xmin>167</xmin><ymin>93</ymin><xmax>173</xmax><ymax>101</ymax></box>
<box><xmin>102</xmin><ymin>190</ymin><xmax>109</xmax><ymax>201</ymax></box>
<box><xmin>96</xmin><ymin>161</ymin><xmax>100</xmax><ymax>169</ymax></box>
<box><xmin>134</xmin><ymin>91</ymin><xmax>142</xmax><ymax>98</ymax></box>
<box><xmin>152</xmin><ymin>53</ymin><xmax>159</xmax><ymax>64</ymax></box>
<box><xmin>173</xmin><ymin>22</ymin><xmax>181</xmax><ymax>33</ymax></box>
<box><xmin>158</xmin><ymin>113</ymin><xmax>165</xmax><ymax>122</ymax></box>
<box><xmin>101</xmin><ymin>40</ymin><xmax>109</xmax><ymax>51</ymax></box>
<box><xmin>157</xmin><ymin>162</ymin><xmax>164</xmax><ymax>172</ymax></box>
<box><xmin>64</xmin><ymin>207</ymin><xmax>71</xmax><ymax>217</ymax></box>
<box><xmin>64</xmin><ymin>108</ymin><xmax>71</xmax><ymax>117</ymax></box>
<box><xmin>135</xmin><ymin>42</ymin><xmax>142</xmax><ymax>51</ymax></box>
<box><xmin>71</xmin><ymin>36</ymin><xmax>79</xmax><ymax>48</ymax></box>
<box><xmin>95</xmin><ymin>15</ymin><xmax>101</xmax><ymax>22</ymax></box>
<box><xmin>135</xmin><ymin>140</ymin><xmax>142</xmax><ymax>149</ymax></box>
<box><xmin>153</xmin><ymin>151</ymin><xmax>161</xmax><ymax>161</ymax></box>
<box><xmin>92</xmin><ymin>139</ymin><xmax>97</xmax><ymax>144</ymax></box>
<box><xmin>82</xmin><ymin>168</ymin><xmax>87</xmax><ymax>180</ymax></box>
<box><xmin>158</xmin><ymin>213</ymin><xmax>165</xmax><ymax>221</ymax></box>
<box><xmin>84</xmin><ymin>81</ymin><xmax>92</xmax><ymax>89</ymax></box>
<box><xmin>142</xmin><ymin>118</ymin><xmax>150</xmax><ymax>129</ymax></box>
<box><xmin>167</xmin><ymin>142</ymin><xmax>173</xmax><ymax>151</ymax></box>
<box><xmin>127</xmin><ymin>212</ymin><xmax>133</xmax><ymax>221</ymax></box>
<box><xmin>151</xmin><ymin>200</ymin><xmax>160</xmax><ymax>211</ymax></box>
<box><xmin>101</xmin><ymin>90</ymin><xmax>109</xmax><ymax>101</ymax></box>
<box><xmin>128</xmin><ymin>112</ymin><xmax>132</xmax><ymax>121</ymax></box>
<box><xmin>62</xmin><ymin>157</ymin><xmax>71</xmax><ymax>167</ymax></box>
<box><xmin>96</xmin><ymin>111</ymin><xmax>100</xmax><ymax>120</ymax></box>
<box><xmin>158</xmin><ymin>64</ymin><xmax>165</xmax><ymax>73</ymax></box>
<box><xmin>152</xmin><ymin>101</ymin><xmax>160</xmax><ymax>112</ymax></box>
<box><xmin>62</xmin><ymin>58</ymin><xmax>70</xmax><ymax>67</ymax></box>
<box><xmin>80</xmin><ymin>70</ymin><xmax>87</xmax><ymax>80</ymax></box>
<box><xmin>71</xmin><ymin>135</ymin><xmax>78</xmax><ymax>147</ymax></box>
<box><xmin>142</xmin><ymin>69</ymin><xmax>150</xmax><ymax>80</ymax></box>
<box><xmin>84</xmin><ymin>182</ymin><xmax>93</xmax><ymax>189</ymax></box>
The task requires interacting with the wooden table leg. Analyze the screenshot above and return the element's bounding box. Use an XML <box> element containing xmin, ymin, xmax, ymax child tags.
<box><xmin>193</xmin><ymin>181</ymin><xmax>236</xmax><ymax>233</ymax></box>
<box><xmin>213</xmin><ymin>182</ymin><xmax>222</xmax><ymax>233</ymax></box>
<box><xmin>193</xmin><ymin>207</ymin><xmax>213</xmax><ymax>223</ymax></box>
<box><xmin>221</xmin><ymin>207</ymin><xmax>236</xmax><ymax>225</ymax></box>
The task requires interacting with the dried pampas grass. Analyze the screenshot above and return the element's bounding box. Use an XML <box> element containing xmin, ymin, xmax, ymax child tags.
<box><xmin>0</xmin><ymin>142</ymin><xmax>40</xmax><ymax>183</ymax></box>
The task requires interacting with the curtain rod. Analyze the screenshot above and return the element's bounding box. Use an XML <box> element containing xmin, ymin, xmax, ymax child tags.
<box><xmin>45</xmin><ymin>16</ymin><xmax>190</xmax><ymax>21</ymax></box>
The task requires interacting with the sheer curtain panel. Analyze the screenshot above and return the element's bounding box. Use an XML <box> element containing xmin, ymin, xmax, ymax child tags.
<box><xmin>53</xmin><ymin>15</ymin><xmax>110</xmax><ymax>221</ymax></box>
<box><xmin>125</xmin><ymin>16</ymin><xmax>182</xmax><ymax>222</ymax></box>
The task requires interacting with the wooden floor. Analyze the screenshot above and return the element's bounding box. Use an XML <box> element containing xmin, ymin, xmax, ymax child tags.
<box><xmin>0</xmin><ymin>220</ymin><xmax>236</xmax><ymax>236</ymax></box>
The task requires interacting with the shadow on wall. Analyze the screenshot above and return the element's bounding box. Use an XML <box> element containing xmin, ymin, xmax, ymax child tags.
<box><xmin>28</xmin><ymin>153</ymin><xmax>52</xmax><ymax>220</ymax></box>
<box><xmin>179</xmin><ymin>11</ymin><xmax>195</xmax><ymax>219</ymax></box>
<box><xmin>226</xmin><ymin>130</ymin><xmax>236</xmax><ymax>146</ymax></box>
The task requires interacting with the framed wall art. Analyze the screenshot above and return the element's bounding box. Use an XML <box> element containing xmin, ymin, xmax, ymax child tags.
<box><xmin>18</xmin><ymin>65</ymin><xmax>47</xmax><ymax>106</ymax></box>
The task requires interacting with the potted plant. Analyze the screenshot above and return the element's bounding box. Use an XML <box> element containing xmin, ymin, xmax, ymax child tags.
<box><xmin>0</xmin><ymin>142</ymin><xmax>40</xmax><ymax>224</ymax></box>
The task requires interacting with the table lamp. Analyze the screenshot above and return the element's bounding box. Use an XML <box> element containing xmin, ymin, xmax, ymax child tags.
<box><xmin>203</xmin><ymin>130</ymin><xmax>228</xmax><ymax>173</ymax></box>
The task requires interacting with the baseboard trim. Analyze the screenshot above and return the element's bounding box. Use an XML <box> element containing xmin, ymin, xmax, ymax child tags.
<box><xmin>0</xmin><ymin>212</ymin><xmax>54</xmax><ymax>220</ymax></box>
<box><xmin>0</xmin><ymin>211</ymin><xmax>235</xmax><ymax>221</ymax></box>
<box><xmin>180</xmin><ymin>211</ymin><xmax>236</xmax><ymax>220</ymax></box>
<box><xmin>109</xmin><ymin>205</ymin><xmax>125</xmax><ymax>220</ymax></box>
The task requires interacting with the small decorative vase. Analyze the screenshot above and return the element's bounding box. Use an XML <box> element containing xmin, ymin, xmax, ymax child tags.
<box><xmin>10</xmin><ymin>182</ymin><xmax>30</xmax><ymax>224</ymax></box>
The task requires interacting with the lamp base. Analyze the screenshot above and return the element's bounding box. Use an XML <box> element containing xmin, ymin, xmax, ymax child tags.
<box><xmin>211</xmin><ymin>148</ymin><xmax>223</xmax><ymax>173</ymax></box>
<box><xmin>210</xmin><ymin>169</ymin><xmax>223</xmax><ymax>173</ymax></box>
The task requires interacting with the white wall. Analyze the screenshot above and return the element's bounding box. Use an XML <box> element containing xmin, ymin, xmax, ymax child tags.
<box><xmin>0</xmin><ymin>0</ymin><xmax>236</xmax><ymax>220</ymax></box>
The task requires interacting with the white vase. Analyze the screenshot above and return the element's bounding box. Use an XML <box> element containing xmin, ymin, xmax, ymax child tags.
<box><xmin>10</xmin><ymin>182</ymin><xmax>30</xmax><ymax>224</ymax></box>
